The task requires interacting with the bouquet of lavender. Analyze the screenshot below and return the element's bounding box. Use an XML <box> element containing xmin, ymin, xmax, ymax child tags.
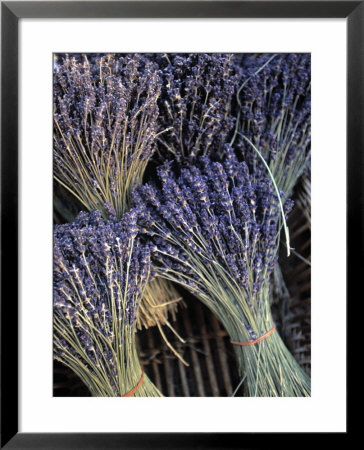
<box><xmin>53</xmin><ymin>53</ymin><xmax>180</xmax><ymax>331</ymax></box>
<box><xmin>232</xmin><ymin>54</ymin><xmax>311</xmax><ymax>348</ymax></box>
<box><xmin>134</xmin><ymin>152</ymin><xmax>310</xmax><ymax>396</ymax></box>
<box><xmin>233</xmin><ymin>53</ymin><xmax>311</xmax><ymax>197</ymax></box>
<box><xmin>53</xmin><ymin>208</ymin><xmax>162</xmax><ymax>396</ymax></box>
<box><xmin>54</xmin><ymin>53</ymin><xmax>162</xmax><ymax>217</ymax></box>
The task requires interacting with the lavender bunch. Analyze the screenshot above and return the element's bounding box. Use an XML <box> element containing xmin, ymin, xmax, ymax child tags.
<box><xmin>155</xmin><ymin>53</ymin><xmax>238</xmax><ymax>163</ymax></box>
<box><xmin>233</xmin><ymin>53</ymin><xmax>311</xmax><ymax>197</ymax></box>
<box><xmin>134</xmin><ymin>153</ymin><xmax>310</xmax><ymax>396</ymax></box>
<box><xmin>53</xmin><ymin>208</ymin><xmax>162</xmax><ymax>397</ymax></box>
<box><xmin>54</xmin><ymin>53</ymin><xmax>162</xmax><ymax>218</ymax></box>
<box><xmin>54</xmin><ymin>53</ymin><xmax>181</xmax><ymax>332</ymax></box>
<box><xmin>233</xmin><ymin>54</ymin><xmax>311</xmax><ymax>346</ymax></box>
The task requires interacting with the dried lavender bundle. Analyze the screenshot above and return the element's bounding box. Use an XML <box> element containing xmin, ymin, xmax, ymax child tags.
<box><xmin>54</xmin><ymin>53</ymin><xmax>162</xmax><ymax>217</ymax></box>
<box><xmin>155</xmin><ymin>53</ymin><xmax>239</xmax><ymax>163</ymax></box>
<box><xmin>233</xmin><ymin>53</ymin><xmax>311</xmax><ymax>197</ymax></box>
<box><xmin>134</xmin><ymin>153</ymin><xmax>310</xmax><ymax>396</ymax></box>
<box><xmin>54</xmin><ymin>208</ymin><xmax>162</xmax><ymax>396</ymax></box>
<box><xmin>233</xmin><ymin>54</ymin><xmax>311</xmax><ymax>351</ymax></box>
<box><xmin>53</xmin><ymin>53</ymin><xmax>180</xmax><ymax>330</ymax></box>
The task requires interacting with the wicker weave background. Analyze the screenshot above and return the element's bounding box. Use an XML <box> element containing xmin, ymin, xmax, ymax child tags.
<box><xmin>53</xmin><ymin>176</ymin><xmax>311</xmax><ymax>397</ymax></box>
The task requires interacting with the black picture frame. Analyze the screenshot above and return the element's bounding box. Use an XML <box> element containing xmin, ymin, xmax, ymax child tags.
<box><xmin>1</xmin><ymin>1</ymin><xmax>356</xmax><ymax>448</ymax></box>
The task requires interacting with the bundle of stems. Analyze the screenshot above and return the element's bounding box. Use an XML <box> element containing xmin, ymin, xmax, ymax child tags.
<box><xmin>232</xmin><ymin>53</ymin><xmax>311</xmax><ymax>197</ymax></box>
<box><xmin>134</xmin><ymin>152</ymin><xmax>310</xmax><ymax>396</ymax></box>
<box><xmin>226</xmin><ymin>289</ymin><xmax>310</xmax><ymax>396</ymax></box>
<box><xmin>54</xmin><ymin>209</ymin><xmax>162</xmax><ymax>397</ymax></box>
<box><xmin>53</xmin><ymin>53</ymin><xmax>181</xmax><ymax>330</ymax></box>
<box><xmin>232</xmin><ymin>54</ymin><xmax>311</xmax><ymax>333</ymax></box>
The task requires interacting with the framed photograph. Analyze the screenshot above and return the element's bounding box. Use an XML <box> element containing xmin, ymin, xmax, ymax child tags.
<box><xmin>1</xmin><ymin>1</ymin><xmax>354</xmax><ymax>448</ymax></box>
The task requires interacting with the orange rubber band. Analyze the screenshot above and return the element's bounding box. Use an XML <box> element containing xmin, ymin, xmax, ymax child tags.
<box><xmin>230</xmin><ymin>324</ymin><xmax>276</xmax><ymax>346</ymax></box>
<box><xmin>122</xmin><ymin>369</ymin><xmax>145</xmax><ymax>397</ymax></box>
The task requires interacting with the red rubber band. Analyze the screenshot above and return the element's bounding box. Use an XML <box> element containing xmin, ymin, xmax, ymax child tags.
<box><xmin>230</xmin><ymin>324</ymin><xmax>276</xmax><ymax>346</ymax></box>
<box><xmin>122</xmin><ymin>369</ymin><xmax>145</xmax><ymax>397</ymax></box>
